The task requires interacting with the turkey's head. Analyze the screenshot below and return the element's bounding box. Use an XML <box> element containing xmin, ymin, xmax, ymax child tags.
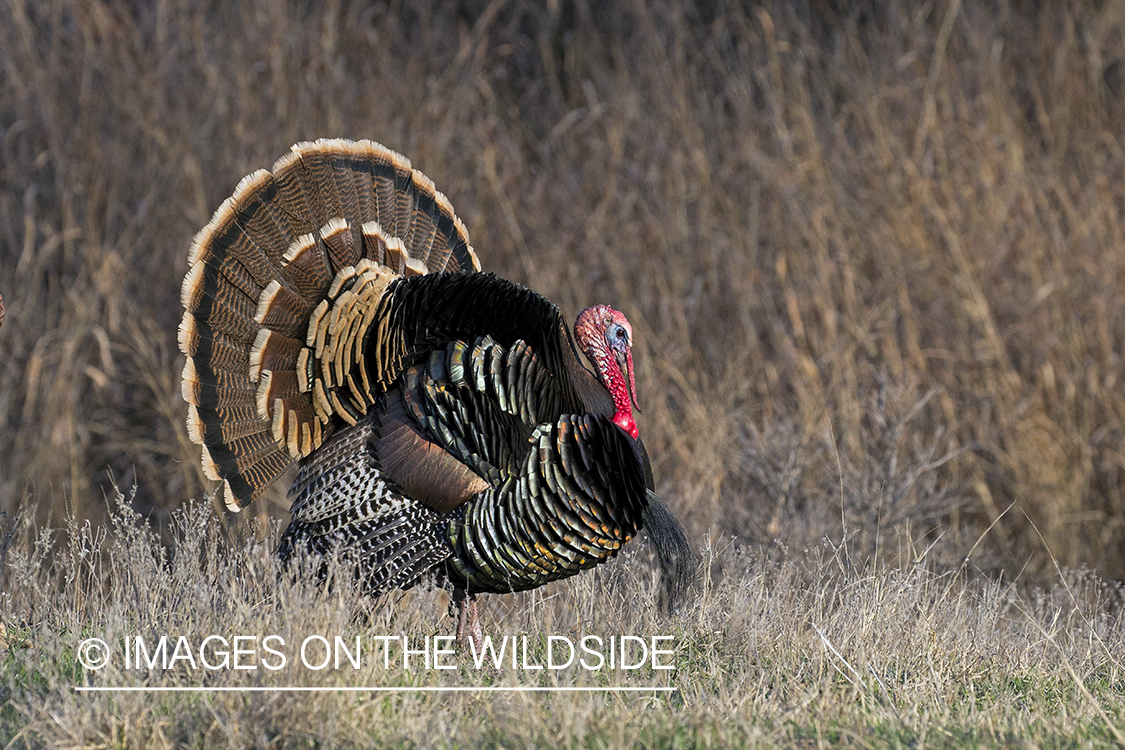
<box><xmin>575</xmin><ymin>305</ymin><xmax>639</xmax><ymax>439</ymax></box>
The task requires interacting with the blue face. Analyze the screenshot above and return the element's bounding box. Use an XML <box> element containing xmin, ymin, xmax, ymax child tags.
<box><xmin>607</xmin><ymin>322</ymin><xmax>630</xmax><ymax>350</ymax></box>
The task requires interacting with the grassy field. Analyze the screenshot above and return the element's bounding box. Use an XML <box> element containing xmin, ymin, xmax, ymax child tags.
<box><xmin>3</xmin><ymin>489</ymin><xmax>1125</xmax><ymax>748</ymax></box>
<box><xmin>3</xmin><ymin>0</ymin><xmax>1125</xmax><ymax>746</ymax></box>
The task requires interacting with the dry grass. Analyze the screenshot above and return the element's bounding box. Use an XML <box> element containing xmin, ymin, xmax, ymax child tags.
<box><xmin>3</xmin><ymin>0</ymin><xmax>1125</xmax><ymax>745</ymax></box>
<box><xmin>3</xmin><ymin>489</ymin><xmax>1125</xmax><ymax>748</ymax></box>
<box><xmin>6</xmin><ymin>0</ymin><xmax>1125</xmax><ymax>576</ymax></box>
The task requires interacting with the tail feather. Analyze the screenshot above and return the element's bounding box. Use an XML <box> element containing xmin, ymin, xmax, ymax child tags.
<box><xmin>319</xmin><ymin>218</ymin><xmax>362</xmax><ymax>270</ymax></box>
<box><xmin>270</xmin><ymin>149</ymin><xmax>332</xmax><ymax>239</ymax></box>
<box><xmin>221</xmin><ymin>453</ymin><xmax>299</xmax><ymax>509</ymax></box>
<box><xmin>236</xmin><ymin>182</ymin><xmax>302</xmax><ymax>265</ymax></box>
<box><xmin>343</xmin><ymin>156</ymin><xmax>376</xmax><ymax>246</ymax></box>
<box><xmin>280</xmin><ymin>234</ymin><xmax>334</xmax><ymax>301</ymax></box>
<box><xmin>192</xmin><ymin>172</ymin><xmax>294</xmax><ymax>287</ymax></box>
<box><xmin>182</xmin><ymin>139</ymin><xmax>480</xmax><ymax>510</ymax></box>
<box><xmin>404</xmin><ymin>175</ymin><xmax>439</xmax><ymax>269</ymax></box>
<box><xmin>180</xmin><ymin>263</ymin><xmax>259</xmax><ymax>330</ymax></box>
<box><xmin>254</xmin><ymin>280</ymin><xmax>314</xmax><ymax>339</ymax></box>
<box><xmin>393</xmin><ymin>171</ymin><xmax>419</xmax><ymax>259</ymax></box>
<box><xmin>181</xmin><ymin>358</ymin><xmax>256</xmax><ymax>406</ymax></box>
<box><xmin>369</xmin><ymin>148</ymin><xmax>402</xmax><ymax>238</ymax></box>
<box><xmin>187</xmin><ymin>405</ymin><xmax>271</xmax><ymax>444</ymax></box>
<box><xmin>330</xmin><ymin>160</ymin><xmax>364</xmax><ymax>246</ymax></box>
<box><xmin>254</xmin><ymin>370</ymin><xmax>303</xmax><ymax>418</ymax></box>
<box><xmin>178</xmin><ymin>314</ymin><xmax>250</xmax><ymax>371</ymax></box>
<box><xmin>360</xmin><ymin>223</ymin><xmax>388</xmax><ymax>266</ymax></box>
<box><xmin>248</xmin><ymin>329</ymin><xmax>302</xmax><ymax>382</ymax></box>
<box><xmin>187</xmin><ymin>403</ymin><xmax>261</xmax><ymax>433</ymax></box>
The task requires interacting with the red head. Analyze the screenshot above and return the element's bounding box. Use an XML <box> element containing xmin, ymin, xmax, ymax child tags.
<box><xmin>574</xmin><ymin>305</ymin><xmax>639</xmax><ymax>439</ymax></box>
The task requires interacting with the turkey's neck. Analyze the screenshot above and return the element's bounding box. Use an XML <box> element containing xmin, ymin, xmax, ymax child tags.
<box><xmin>594</xmin><ymin>352</ymin><xmax>638</xmax><ymax>440</ymax></box>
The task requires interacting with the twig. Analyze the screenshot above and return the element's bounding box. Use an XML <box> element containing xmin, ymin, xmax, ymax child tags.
<box><xmin>811</xmin><ymin>622</ymin><xmax>861</xmax><ymax>688</ymax></box>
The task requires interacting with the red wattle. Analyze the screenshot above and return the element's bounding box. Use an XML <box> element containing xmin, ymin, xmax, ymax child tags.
<box><xmin>613</xmin><ymin>411</ymin><xmax>639</xmax><ymax>440</ymax></box>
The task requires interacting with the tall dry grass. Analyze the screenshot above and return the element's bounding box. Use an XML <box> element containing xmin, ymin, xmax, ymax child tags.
<box><xmin>2</xmin><ymin>0</ymin><xmax>1125</xmax><ymax>585</ymax></box>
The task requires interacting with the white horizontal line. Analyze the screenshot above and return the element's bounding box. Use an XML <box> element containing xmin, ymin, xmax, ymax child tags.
<box><xmin>74</xmin><ymin>686</ymin><xmax>676</xmax><ymax>693</ymax></box>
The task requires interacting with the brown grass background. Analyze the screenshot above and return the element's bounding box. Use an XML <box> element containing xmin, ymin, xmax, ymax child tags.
<box><xmin>2</xmin><ymin>0</ymin><xmax>1125</xmax><ymax>581</ymax></box>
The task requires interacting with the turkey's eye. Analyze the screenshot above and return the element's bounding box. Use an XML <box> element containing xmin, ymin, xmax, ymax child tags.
<box><xmin>615</xmin><ymin>328</ymin><xmax>626</xmax><ymax>340</ymax></box>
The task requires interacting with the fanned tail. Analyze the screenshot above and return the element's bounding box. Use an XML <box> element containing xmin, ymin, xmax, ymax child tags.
<box><xmin>179</xmin><ymin>139</ymin><xmax>481</xmax><ymax>511</ymax></box>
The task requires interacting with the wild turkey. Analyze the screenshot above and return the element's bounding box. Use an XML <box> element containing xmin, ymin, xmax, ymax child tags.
<box><xmin>179</xmin><ymin>139</ymin><xmax>693</xmax><ymax>643</ymax></box>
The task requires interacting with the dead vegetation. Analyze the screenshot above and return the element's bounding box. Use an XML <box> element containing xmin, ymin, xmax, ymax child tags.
<box><xmin>3</xmin><ymin>0</ymin><xmax>1125</xmax><ymax>744</ymax></box>
<box><xmin>3</xmin><ymin>489</ymin><xmax>1125</xmax><ymax>748</ymax></box>
<box><xmin>5</xmin><ymin>0</ymin><xmax>1125</xmax><ymax>577</ymax></box>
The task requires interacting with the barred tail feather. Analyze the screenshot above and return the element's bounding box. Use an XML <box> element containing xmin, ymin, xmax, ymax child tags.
<box><xmin>181</xmin><ymin>139</ymin><xmax>482</xmax><ymax>510</ymax></box>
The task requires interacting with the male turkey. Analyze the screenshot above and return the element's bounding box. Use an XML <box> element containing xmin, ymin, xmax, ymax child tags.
<box><xmin>179</xmin><ymin>139</ymin><xmax>693</xmax><ymax>644</ymax></box>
